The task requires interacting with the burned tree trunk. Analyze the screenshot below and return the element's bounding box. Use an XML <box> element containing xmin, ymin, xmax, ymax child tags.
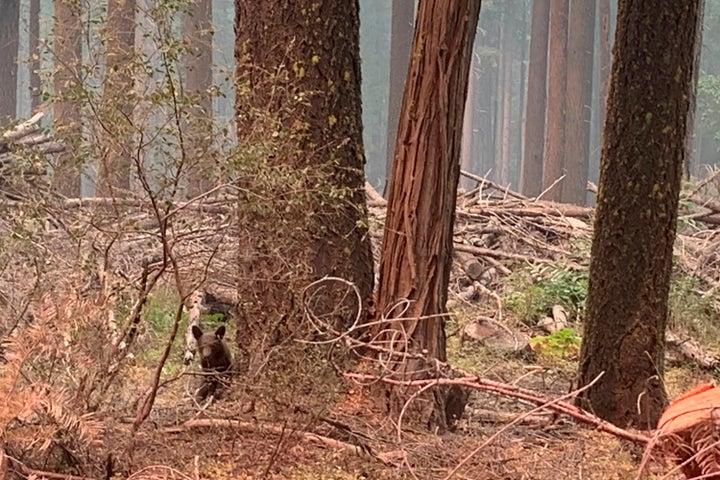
<box><xmin>234</xmin><ymin>0</ymin><xmax>374</xmax><ymax>369</ymax></box>
<box><xmin>578</xmin><ymin>0</ymin><xmax>702</xmax><ymax>429</ymax></box>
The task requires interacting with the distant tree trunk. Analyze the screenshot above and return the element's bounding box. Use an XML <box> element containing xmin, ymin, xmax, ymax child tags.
<box><xmin>497</xmin><ymin>0</ymin><xmax>514</xmax><ymax>187</ymax></box>
<box><xmin>234</xmin><ymin>0</ymin><xmax>374</xmax><ymax>367</ymax></box>
<box><xmin>480</xmin><ymin>23</ymin><xmax>500</xmax><ymax>176</ymax></box>
<box><xmin>29</xmin><ymin>0</ymin><xmax>41</xmax><ymax>110</ymax></box>
<box><xmin>685</xmin><ymin>0</ymin><xmax>705</xmax><ymax>177</ymax></box>
<box><xmin>460</xmin><ymin>62</ymin><xmax>476</xmax><ymax>191</ymax></box>
<box><xmin>376</xmin><ymin>0</ymin><xmax>481</xmax><ymax>431</ymax></box>
<box><xmin>542</xmin><ymin>0</ymin><xmax>569</xmax><ymax>200</ymax></box>
<box><xmin>184</xmin><ymin>0</ymin><xmax>214</xmax><ymax>196</ymax></box>
<box><xmin>0</xmin><ymin>0</ymin><xmax>20</xmax><ymax>125</ymax></box>
<box><xmin>515</xmin><ymin>4</ymin><xmax>528</xmax><ymax>188</ymax></box>
<box><xmin>521</xmin><ymin>0</ymin><xmax>550</xmax><ymax>197</ymax></box>
<box><xmin>185</xmin><ymin>0</ymin><xmax>212</xmax><ymax>114</ymax></box>
<box><xmin>562</xmin><ymin>0</ymin><xmax>596</xmax><ymax>205</ymax></box>
<box><xmin>597</xmin><ymin>0</ymin><xmax>610</xmax><ymax>137</ymax></box>
<box><xmin>384</xmin><ymin>0</ymin><xmax>414</xmax><ymax>196</ymax></box>
<box><xmin>97</xmin><ymin>0</ymin><xmax>135</xmax><ymax>197</ymax></box>
<box><xmin>52</xmin><ymin>0</ymin><xmax>82</xmax><ymax>197</ymax></box>
<box><xmin>578</xmin><ymin>0</ymin><xmax>701</xmax><ymax>429</ymax></box>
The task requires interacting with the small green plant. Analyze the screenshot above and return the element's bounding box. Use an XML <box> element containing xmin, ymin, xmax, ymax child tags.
<box><xmin>530</xmin><ymin>327</ymin><xmax>581</xmax><ymax>359</ymax></box>
<box><xmin>143</xmin><ymin>290</ymin><xmax>180</xmax><ymax>333</ymax></box>
<box><xmin>136</xmin><ymin>290</ymin><xmax>186</xmax><ymax>373</ymax></box>
<box><xmin>505</xmin><ymin>264</ymin><xmax>588</xmax><ymax>325</ymax></box>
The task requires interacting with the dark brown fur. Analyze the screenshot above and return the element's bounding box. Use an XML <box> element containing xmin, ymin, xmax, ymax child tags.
<box><xmin>192</xmin><ymin>325</ymin><xmax>232</xmax><ymax>401</ymax></box>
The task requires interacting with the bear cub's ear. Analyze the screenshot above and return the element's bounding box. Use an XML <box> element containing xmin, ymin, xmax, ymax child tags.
<box><xmin>192</xmin><ymin>325</ymin><xmax>203</xmax><ymax>340</ymax></box>
<box><xmin>214</xmin><ymin>325</ymin><xmax>226</xmax><ymax>339</ymax></box>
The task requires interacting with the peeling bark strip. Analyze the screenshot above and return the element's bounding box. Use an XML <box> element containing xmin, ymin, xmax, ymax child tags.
<box><xmin>376</xmin><ymin>0</ymin><xmax>481</xmax><ymax>430</ymax></box>
<box><xmin>578</xmin><ymin>1</ymin><xmax>702</xmax><ymax>429</ymax></box>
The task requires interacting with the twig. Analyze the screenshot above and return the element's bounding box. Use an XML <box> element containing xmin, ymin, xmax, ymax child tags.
<box><xmin>460</xmin><ymin>170</ymin><xmax>529</xmax><ymax>201</ymax></box>
<box><xmin>534</xmin><ymin>174</ymin><xmax>566</xmax><ymax>202</ymax></box>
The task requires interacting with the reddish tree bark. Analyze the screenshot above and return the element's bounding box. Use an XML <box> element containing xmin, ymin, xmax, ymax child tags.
<box><xmin>562</xmin><ymin>0</ymin><xmax>596</xmax><ymax>205</ymax></box>
<box><xmin>542</xmin><ymin>0</ymin><xmax>569</xmax><ymax>200</ymax></box>
<box><xmin>521</xmin><ymin>0</ymin><xmax>550</xmax><ymax>197</ymax></box>
<box><xmin>376</xmin><ymin>0</ymin><xmax>481</xmax><ymax>430</ymax></box>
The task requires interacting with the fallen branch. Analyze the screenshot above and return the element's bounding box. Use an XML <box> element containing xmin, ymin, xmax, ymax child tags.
<box><xmin>1</xmin><ymin>112</ymin><xmax>44</xmax><ymax>142</ymax></box>
<box><xmin>666</xmin><ymin>331</ymin><xmax>720</xmax><ymax>370</ymax></box>
<box><xmin>454</xmin><ymin>243</ymin><xmax>554</xmax><ymax>264</ymax></box>
<box><xmin>464</xmin><ymin>203</ymin><xmax>593</xmax><ymax>219</ymax></box>
<box><xmin>8</xmin><ymin>457</ymin><xmax>97</xmax><ymax>480</ymax></box>
<box><xmin>467</xmin><ymin>408</ymin><xmax>553</xmax><ymax>425</ymax></box>
<box><xmin>162</xmin><ymin>418</ymin><xmax>375</xmax><ymax>459</ymax></box>
<box><xmin>460</xmin><ymin>170</ymin><xmax>529</xmax><ymax>201</ymax></box>
<box><xmin>344</xmin><ymin>372</ymin><xmax>651</xmax><ymax>446</ymax></box>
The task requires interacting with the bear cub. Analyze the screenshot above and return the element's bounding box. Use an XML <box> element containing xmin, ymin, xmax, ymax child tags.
<box><xmin>192</xmin><ymin>325</ymin><xmax>232</xmax><ymax>401</ymax></box>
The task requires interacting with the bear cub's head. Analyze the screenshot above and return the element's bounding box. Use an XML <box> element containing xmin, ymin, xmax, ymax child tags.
<box><xmin>191</xmin><ymin>325</ymin><xmax>232</xmax><ymax>372</ymax></box>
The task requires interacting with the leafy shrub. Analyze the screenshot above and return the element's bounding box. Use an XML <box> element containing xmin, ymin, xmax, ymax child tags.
<box><xmin>505</xmin><ymin>264</ymin><xmax>588</xmax><ymax>326</ymax></box>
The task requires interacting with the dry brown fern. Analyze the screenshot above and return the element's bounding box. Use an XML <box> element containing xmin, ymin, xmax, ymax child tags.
<box><xmin>0</xmin><ymin>292</ymin><xmax>104</xmax><ymax>461</ymax></box>
<box><xmin>644</xmin><ymin>383</ymin><xmax>720</xmax><ymax>478</ymax></box>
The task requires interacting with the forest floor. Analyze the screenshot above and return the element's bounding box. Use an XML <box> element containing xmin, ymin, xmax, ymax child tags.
<box><xmin>6</xmin><ymin>178</ymin><xmax>720</xmax><ymax>479</ymax></box>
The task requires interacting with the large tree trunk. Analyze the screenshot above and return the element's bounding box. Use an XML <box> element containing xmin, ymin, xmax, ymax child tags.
<box><xmin>376</xmin><ymin>0</ymin><xmax>481</xmax><ymax>431</ymax></box>
<box><xmin>578</xmin><ymin>0</ymin><xmax>701</xmax><ymax>429</ymax></box>
<box><xmin>97</xmin><ymin>0</ymin><xmax>135</xmax><ymax>197</ymax></box>
<box><xmin>521</xmin><ymin>0</ymin><xmax>550</xmax><ymax>197</ymax></box>
<box><xmin>384</xmin><ymin>0</ymin><xmax>414</xmax><ymax>196</ymax></box>
<box><xmin>562</xmin><ymin>0</ymin><xmax>596</xmax><ymax>205</ymax></box>
<box><xmin>52</xmin><ymin>0</ymin><xmax>82</xmax><ymax>197</ymax></box>
<box><xmin>234</xmin><ymin>0</ymin><xmax>374</xmax><ymax>370</ymax></box>
<box><xmin>543</xmin><ymin>0</ymin><xmax>569</xmax><ymax>201</ymax></box>
<box><xmin>0</xmin><ymin>0</ymin><xmax>19</xmax><ymax>126</ymax></box>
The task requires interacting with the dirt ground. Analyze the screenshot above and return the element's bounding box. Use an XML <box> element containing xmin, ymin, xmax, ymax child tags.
<box><xmin>5</xmin><ymin>184</ymin><xmax>720</xmax><ymax>479</ymax></box>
